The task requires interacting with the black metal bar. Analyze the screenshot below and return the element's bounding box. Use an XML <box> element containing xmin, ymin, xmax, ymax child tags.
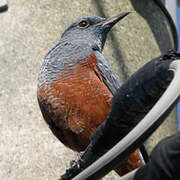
<box><xmin>61</xmin><ymin>51</ymin><xmax>180</xmax><ymax>180</ymax></box>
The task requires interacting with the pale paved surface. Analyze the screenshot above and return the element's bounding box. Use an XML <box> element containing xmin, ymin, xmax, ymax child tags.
<box><xmin>0</xmin><ymin>1</ymin><xmax>119</xmax><ymax>179</ymax></box>
<box><xmin>0</xmin><ymin>0</ymin><xmax>177</xmax><ymax>180</ymax></box>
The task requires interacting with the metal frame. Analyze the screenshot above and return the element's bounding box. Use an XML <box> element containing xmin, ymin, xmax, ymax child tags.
<box><xmin>165</xmin><ymin>0</ymin><xmax>180</xmax><ymax>132</ymax></box>
<box><xmin>155</xmin><ymin>0</ymin><xmax>178</xmax><ymax>50</ymax></box>
<box><xmin>72</xmin><ymin>60</ymin><xmax>180</xmax><ymax>180</ymax></box>
<box><xmin>71</xmin><ymin>1</ymin><xmax>179</xmax><ymax>179</ymax></box>
<box><xmin>165</xmin><ymin>0</ymin><xmax>177</xmax><ymax>27</ymax></box>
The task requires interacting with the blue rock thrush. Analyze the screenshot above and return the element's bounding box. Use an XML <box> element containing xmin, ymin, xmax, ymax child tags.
<box><xmin>37</xmin><ymin>12</ymin><xmax>144</xmax><ymax>176</ymax></box>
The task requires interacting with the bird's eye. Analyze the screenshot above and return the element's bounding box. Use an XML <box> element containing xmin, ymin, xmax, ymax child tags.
<box><xmin>78</xmin><ymin>20</ymin><xmax>89</xmax><ymax>28</ymax></box>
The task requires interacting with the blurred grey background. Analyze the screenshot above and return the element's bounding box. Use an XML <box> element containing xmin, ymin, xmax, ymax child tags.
<box><xmin>0</xmin><ymin>0</ymin><xmax>178</xmax><ymax>179</ymax></box>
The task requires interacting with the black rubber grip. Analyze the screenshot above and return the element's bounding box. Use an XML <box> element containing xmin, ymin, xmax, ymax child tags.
<box><xmin>61</xmin><ymin>50</ymin><xmax>179</xmax><ymax>180</ymax></box>
<box><xmin>91</xmin><ymin>57</ymin><xmax>174</xmax><ymax>152</ymax></box>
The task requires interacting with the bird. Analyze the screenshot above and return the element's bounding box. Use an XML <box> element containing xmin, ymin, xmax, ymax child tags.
<box><xmin>37</xmin><ymin>12</ymin><xmax>144</xmax><ymax>176</ymax></box>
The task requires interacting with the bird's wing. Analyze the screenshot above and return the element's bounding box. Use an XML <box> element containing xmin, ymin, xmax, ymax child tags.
<box><xmin>93</xmin><ymin>50</ymin><xmax>148</xmax><ymax>166</ymax></box>
<box><xmin>93</xmin><ymin>50</ymin><xmax>121</xmax><ymax>95</ymax></box>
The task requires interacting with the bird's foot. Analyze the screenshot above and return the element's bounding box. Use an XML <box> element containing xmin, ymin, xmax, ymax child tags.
<box><xmin>161</xmin><ymin>49</ymin><xmax>180</xmax><ymax>61</ymax></box>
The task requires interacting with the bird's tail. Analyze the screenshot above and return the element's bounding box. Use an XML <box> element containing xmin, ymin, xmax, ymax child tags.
<box><xmin>114</xmin><ymin>148</ymin><xmax>146</xmax><ymax>176</ymax></box>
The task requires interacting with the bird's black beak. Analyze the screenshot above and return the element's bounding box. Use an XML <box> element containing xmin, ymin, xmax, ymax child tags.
<box><xmin>96</xmin><ymin>12</ymin><xmax>130</xmax><ymax>29</ymax></box>
<box><xmin>93</xmin><ymin>12</ymin><xmax>130</xmax><ymax>52</ymax></box>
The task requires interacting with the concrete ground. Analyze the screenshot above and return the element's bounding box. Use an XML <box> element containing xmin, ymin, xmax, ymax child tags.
<box><xmin>0</xmin><ymin>0</ymin><xmax>178</xmax><ymax>180</ymax></box>
<box><xmin>0</xmin><ymin>1</ymin><xmax>119</xmax><ymax>179</ymax></box>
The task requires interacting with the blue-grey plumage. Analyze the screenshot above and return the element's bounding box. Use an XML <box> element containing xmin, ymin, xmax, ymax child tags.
<box><xmin>38</xmin><ymin>39</ymin><xmax>121</xmax><ymax>94</ymax></box>
<box><xmin>37</xmin><ymin>12</ymin><xmax>143</xmax><ymax>176</ymax></box>
<box><xmin>38</xmin><ymin>13</ymin><xmax>130</xmax><ymax>90</ymax></box>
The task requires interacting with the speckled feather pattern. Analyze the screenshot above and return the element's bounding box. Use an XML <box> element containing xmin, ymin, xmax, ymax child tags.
<box><xmin>37</xmin><ymin>39</ymin><xmax>121</xmax><ymax>151</ymax></box>
<box><xmin>37</xmin><ymin>14</ymin><xmax>144</xmax><ymax>176</ymax></box>
<box><xmin>38</xmin><ymin>39</ymin><xmax>94</xmax><ymax>87</ymax></box>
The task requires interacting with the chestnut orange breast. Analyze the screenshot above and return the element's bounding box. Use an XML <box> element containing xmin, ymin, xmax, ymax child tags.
<box><xmin>37</xmin><ymin>52</ymin><xmax>113</xmax><ymax>151</ymax></box>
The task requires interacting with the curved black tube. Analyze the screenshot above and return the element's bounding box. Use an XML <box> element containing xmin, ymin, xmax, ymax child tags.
<box><xmin>61</xmin><ymin>50</ymin><xmax>180</xmax><ymax>180</ymax></box>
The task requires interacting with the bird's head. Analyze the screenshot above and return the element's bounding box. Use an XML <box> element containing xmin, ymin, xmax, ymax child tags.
<box><xmin>61</xmin><ymin>12</ymin><xmax>130</xmax><ymax>52</ymax></box>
